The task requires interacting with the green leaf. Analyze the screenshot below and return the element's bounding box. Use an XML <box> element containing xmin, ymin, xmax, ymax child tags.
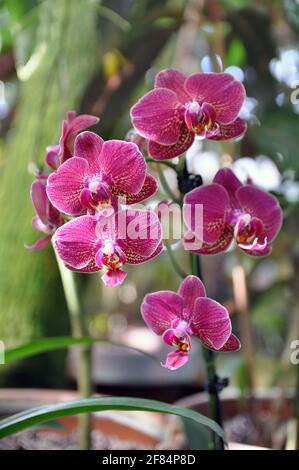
<box><xmin>182</xmin><ymin>416</ymin><xmax>211</xmax><ymax>450</ymax></box>
<box><xmin>0</xmin><ymin>396</ymin><xmax>225</xmax><ymax>446</ymax></box>
<box><xmin>5</xmin><ymin>336</ymin><xmax>155</xmax><ymax>363</ymax></box>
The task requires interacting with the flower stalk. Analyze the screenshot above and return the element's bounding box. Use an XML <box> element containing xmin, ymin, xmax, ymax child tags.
<box><xmin>53</xmin><ymin>240</ymin><xmax>92</xmax><ymax>450</ymax></box>
<box><xmin>190</xmin><ymin>252</ymin><xmax>225</xmax><ymax>450</ymax></box>
<box><xmin>179</xmin><ymin>162</ymin><xmax>225</xmax><ymax>450</ymax></box>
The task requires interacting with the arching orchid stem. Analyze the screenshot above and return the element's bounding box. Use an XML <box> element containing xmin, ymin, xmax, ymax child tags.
<box><xmin>165</xmin><ymin>241</ymin><xmax>188</xmax><ymax>279</ymax></box>
<box><xmin>146</xmin><ymin>157</ymin><xmax>178</xmax><ymax>172</ymax></box>
<box><xmin>156</xmin><ymin>163</ymin><xmax>180</xmax><ymax>203</ymax></box>
<box><xmin>52</xmin><ymin>239</ymin><xmax>92</xmax><ymax>450</ymax></box>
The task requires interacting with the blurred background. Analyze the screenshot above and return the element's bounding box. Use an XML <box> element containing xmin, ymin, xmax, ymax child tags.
<box><xmin>0</xmin><ymin>0</ymin><xmax>299</xmax><ymax>420</ymax></box>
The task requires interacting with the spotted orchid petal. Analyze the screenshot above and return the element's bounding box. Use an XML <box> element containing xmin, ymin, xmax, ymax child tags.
<box><xmin>155</xmin><ymin>69</ymin><xmax>190</xmax><ymax>104</ymax></box>
<box><xmin>55</xmin><ymin>215</ymin><xmax>100</xmax><ymax>270</ymax></box>
<box><xmin>99</xmin><ymin>140</ymin><xmax>146</xmax><ymax>194</ymax></box>
<box><xmin>210</xmin><ymin>333</ymin><xmax>241</xmax><ymax>352</ymax></box>
<box><xmin>184</xmin><ymin>183</ymin><xmax>230</xmax><ymax>244</ymax></box>
<box><xmin>184</xmin><ymin>72</ymin><xmax>245</xmax><ymax>124</ymax></box>
<box><xmin>110</xmin><ymin>173</ymin><xmax>158</xmax><ymax>204</ymax></box>
<box><xmin>141</xmin><ymin>291</ymin><xmax>184</xmax><ymax>336</ymax></box>
<box><xmin>74</xmin><ymin>131</ymin><xmax>104</xmax><ymax>173</ymax></box>
<box><xmin>207</xmin><ymin>118</ymin><xmax>247</xmax><ymax>141</ymax></box>
<box><xmin>47</xmin><ymin>157</ymin><xmax>89</xmax><ymax>216</ymax></box>
<box><xmin>131</xmin><ymin>88</ymin><xmax>183</xmax><ymax>145</ymax></box>
<box><xmin>236</xmin><ymin>185</ymin><xmax>283</xmax><ymax>244</ymax></box>
<box><xmin>184</xmin><ymin>229</ymin><xmax>234</xmax><ymax>255</ymax></box>
<box><xmin>148</xmin><ymin>123</ymin><xmax>194</xmax><ymax>161</ymax></box>
<box><xmin>119</xmin><ymin>209</ymin><xmax>162</xmax><ymax>261</ymax></box>
<box><xmin>124</xmin><ymin>241</ymin><xmax>164</xmax><ymax>265</ymax></box>
<box><xmin>213</xmin><ymin>168</ymin><xmax>242</xmax><ymax>209</ymax></box>
<box><xmin>178</xmin><ymin>275</ymin><xmax>206</xmax><ymax>316</ymax></box>
<box><xmin>192</xmin><ymin>297</ymin><xmax>232</xmax><ymax>350</ymax></box>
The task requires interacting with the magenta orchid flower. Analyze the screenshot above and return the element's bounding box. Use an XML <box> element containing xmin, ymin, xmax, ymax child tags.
<box><xmin>184</xmin><ymin>168</ymin><xmax>282</xmax><ymax>256</ymax></box>
<box><xmin>131</xmin><ymin>69</ymin><xmax>246</xmax><ymax>161</ymax></box>
<box><xmin>46</xmin><ymin>111</ymin><xmax>99</xmax><ymax>170</ymax></box>
<box><xmin>46</xmin><ymin>131</ymin><xmax>158</xmax><ymax>217</ymax></box>
<box><xmin>27</xmin><ymin>180</ymin><xmax>64</xmax><ymax>251</ymax></box>
<box><xmin>55</xmin><ymin>209</ymin><xmax>163</xmax><ymax>287</ymax></box>
<box><xmin>141</xmin><ymin>275</ymin><xmax>240</xmax><ymax>370</ymax></box>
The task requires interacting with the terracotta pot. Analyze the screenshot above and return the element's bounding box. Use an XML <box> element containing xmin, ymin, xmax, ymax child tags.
<box><xmin>174</xmin><ymin>387</ymin><xmax>294</xmax><ymax>450</ymax></box>
<box><xmin>0</xmin><ymin>388</ymin><xmax>170</xmax><ymax>449</ymax></box>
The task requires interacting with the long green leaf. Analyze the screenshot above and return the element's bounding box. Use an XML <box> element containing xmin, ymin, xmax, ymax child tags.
<box><xmin>5</xmin><ymin>336</ymin><xmax>155</xmax><ymax>363</ymax></box>
<box><xmin>0</xmin><ymin>397</ymin><xmax>225</xmax><ymax>444</ymax></box>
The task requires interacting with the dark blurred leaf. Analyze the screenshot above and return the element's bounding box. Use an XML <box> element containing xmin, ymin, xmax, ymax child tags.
<box><xmin>253</xmin><ymin>107</ymin><xmax>299</xmax><ymax>173</ymax></box>
<box><xmin>284</xmin><ymin>0</ymin><xmax>299</xmax><ymax>30</ymax></box>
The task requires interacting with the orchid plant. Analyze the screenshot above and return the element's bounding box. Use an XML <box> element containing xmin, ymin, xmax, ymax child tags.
<box><xmin>26</xmin><ymin>70</ymin><xmax>283</xmax><ymax>450</ymax></box>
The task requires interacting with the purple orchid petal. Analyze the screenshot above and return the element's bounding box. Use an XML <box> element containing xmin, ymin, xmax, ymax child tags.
<box><xmin>185</xmin><ymin>229</ymin><xmax>234</xmax><ymax>255</ymax></box>
<box><xmin>119</xmin><ymin>209</ymin><xmax>162</xmax><ymax>260</ymax></box>
<box><xmin>213</xmin><ymin>168</ymin><xmax>242</xmax><ymax>209</ymax></box>
<box><xmin>155</xmin><ymin>69</ymin><xmax>190</xmax><ymax>104</ymax></box>
<box><xmin>68</xmin><ymin>114</ymin><xmax>99</xmax><ymax>133</ymax></box>
<box><xmin>178</xmin><ymin>275</ymin><xmax>206</xmax><ymax>317</ymax></box>
<box><xmin>125</xmin><ymin>241</ymin><xmax>164</xmax><ymax>265</ymax></box>
<box><xmin>161</xmin><ymin>351</ymin><xmax>189</xmax><ymax>370</ymax></box>
<box><xmin>236</xmin><ymin>185</ymin><xmax>282</xmax><ymax>243</ymax></box>
<box><xmin>101</xmin><ymin>268</ymin><xmax>127</xmax><ymax>287</ymax></box>
<box><xmin>100</xmin><ymin>140</ymin><xmax>146</xmax><ymax>194</ymax></box>
<box><xmin>111</xmin><ymin>174</ymin><xmax>158</xmax><ymax>204</ymax></box>
<box><xmin>32</xmin><ymin>216</ymin><xmax>48</xmax><ymax>233</ymax></box>
<box><xmin>31</xmin><ymin>181</ymin><xmax>49</xmax><ymax>225</ymax></box>
<box><xmin>239</xmin><ymin>240</ymin><xmax>272</xmax><ymax>257</ymax></box>
<box><xmin>65</xmin><ymin>259</ymin><xmax>98</xmax><ymax>273</ymax></box>
<box><xmin>131</xmin><ymin>88</ymin><xmax>183</xmax><ymax>145</ymax></box>
<box><xmin>207</xmin><ymin>117</ymin><xmax>247</xmax><ymax>141</ymax></box>
<box><xmin>55</xmin><ymin>216</ymin><xmax>100</xmax><ymax>269</ymax></box>
<box><xmin>46</xmin><ymin>145</ymin><xmax>60</xmax><ymax>170</ymax></box>
<box><xmin>148</xmin><ymin>123</ymin><xmax>194</xmax><ymax>161</ymax></box>
<box><xmin>25</xmin><ymin>234</ymin><xmax>52</xmax><ymax>251</ymax></box>
<box><xmin>192</xmin><ymin>297</ymin><xmax>232</xmax><ymax>350</ymax></box>
<box><xmin>141</xmin><ymin>291</ymin><xmax>183</xmax><ymax>335</ymax></box>
<box><xmin>74</xmin><ymin>131</ymin><xmax>104</xmax><ymax>174</ymax></box>
<box><xmin>184</xmin><ymin>183</ymin><xmax>230</xmax><ymax>244</ymax></box>
<box><xmin>47</xmin><ymin>157</ymin><xmax>90</xmax><ymax>216</ymax></box>
<box><xmin>212</xmin><ymin>333</ymin><xmax>241</xmax><ymax>352</ymax></box>
<box><xmin>59</xmin><ymin>113</ymin><xmax>99</xmax><ymax>164</ymax></box>
<box><xmin>184</xmin><ymin>72</ymin><xmax>245</xmax><ymax>124</ymax></box>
